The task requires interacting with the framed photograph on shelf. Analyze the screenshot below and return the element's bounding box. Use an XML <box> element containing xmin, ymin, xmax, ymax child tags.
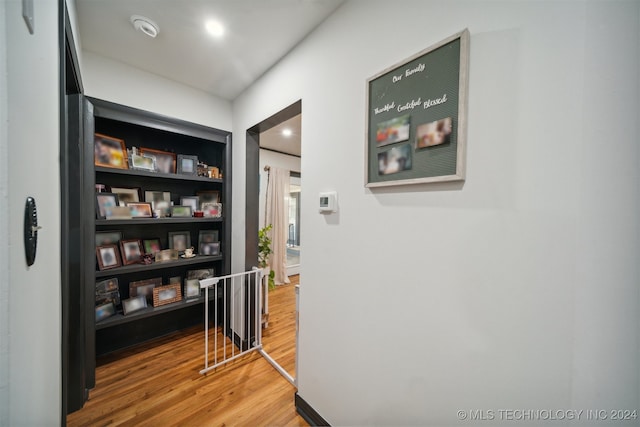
<box><xmin>201</xmin><ymin>202</ymin><xmax>222</xmax><ymax>218</ymax></box>
<box><xmin>94</xmin><ymin>133</ymin><xmax>128</xmax><ymax>169</ymax></box>
<box><xmin>129</xmin><ymin>277</ymin><xmax>162</xmax><ymax>303</ymax></box>
<box><xmin>109</xmin><ymin>187</ymin><xmax>140</xmax><ymax>206</ymax></box>
<box><xmin>143</xmin><ymin>238</ymin><xmax>162</xmax><ymax>254</ymax></box>
<box><xmin>184</xmin><ymin>278</ymin><xmax>201</xmax><ymax>299</ymax></box>
<box><xmin>177</xmin><ymin>154</ymin><xmax>198</xmax><ymax>175</ymax></box>
<box><xmin>187</xmin><ymin>268</ymin><xmax>214</xmax><ymax>280</ymax></box>
<box><xmin>95</xmin><ymin>193</ymin><xmax>119</xmax><ymax>220</ymax></box>
<box><xmin>96</xmin><ymin>244</ymin><xmax>121</xmax><ymax>270</ymax></box>
<box><xmin>95</xmin><ymin>277</ymin><xmax>121</xmax><ymax>306</ymax></box>
<box><xmin>127</xmin><ymin>202</ymin><xmax>153</xmax><ymax>218</ymax></box>
<box><xmin>95</xmin><ymin>302</ymin><xmax>116</xmax><ymax>322</ymax></box>
<box><xmin>197</xmin><ymin>190</ymin><xmax>219</xmax><ymax>207</ymax></box>
<box><xmin>171</xmin><ymin>205</ymin><xmax>192</xmax><ymax>218</ymax></box>
<box><xmin>199</xmin><ymin>242</ymin><xmax>220</xmax><ymax>256</ymax></box>
<box><xmin>144</xmin><ymin>191</ymin><xmax>171</xmax><ymax>217</ymax></box>
<box><xmin>153</xmin><ymin>283</ymin><xmax>183</xmax><ymax>307</ymax></box>
<box><xmin>155</xmin><ymin>249</ymin><xmax>178</xmax><ymax>263</ymax></box>
<box><xmin>198</xmin><ymin>230</ymin><xmax>219</xmax><ymax>246</ymax></box>
<box><xmin>122</xmin><ymin>295</ymin><xmax>148</xmax><ymax>315</ymax></box>
<box><xmin>105</xmin><ymin>206</ymin><xmax>133</xmax><ymax>220</ymax></box>
<box><xmin>179</xmin><ymin>196</ymin><xmax>199</xmax><ymax>213</ymax></box>
<box><xmin>119</xmin><ymin>239</ymin><xmax>143</xmax><ymax>265</ymax></box>
<box><xmin>139</xmin><ymin>148</ymin><xmax>176</xmax><ymax>174</ymax></box>
<box><xmin>95</xmin><ymin>231</ymin><xmax>123</xmax><ymax>247</ymax></box>
<box><xmin>130</xmin><ymin>154</ymin><xmax>156</xmax><ymax>171</ymax></box>
<box><xmin>168</xmin><ymin>231</ymin><xmax>190</xmax><ymax>252</ymax></box>
<box><xmin>365</xmin><ymin>29</ymin><xmax>470</xmax><ymax>187</ymax></box>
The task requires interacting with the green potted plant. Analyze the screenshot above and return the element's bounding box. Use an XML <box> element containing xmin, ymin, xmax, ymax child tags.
<box><xmin>258</xmin><ymin>224</ymin><xmax>275</xmax><ymax>289</ymax></box>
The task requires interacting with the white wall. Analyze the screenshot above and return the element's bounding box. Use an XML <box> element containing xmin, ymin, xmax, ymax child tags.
<box><xmin>258</xmin><ymin>149</ymin><xmax>301</xmax><ymax>231</ymax></box>
<box><xmin>82</xmin><ymin>51</ymin><xmax>232</xmax><ymax>131</ymax></box>
<box><xmin>4</xmin><ymin>0</ymin><xmax>61</xmax><ymax>424</ymax></box>
<box><xmin>233</xmin><ymin>0</ymin><xmax>640</xmax><ymax>424</ymax></box>
<box><xmin>0</xmin><ymin>0</ymin><xmax>9</xmax><ymax>423</ymax></box>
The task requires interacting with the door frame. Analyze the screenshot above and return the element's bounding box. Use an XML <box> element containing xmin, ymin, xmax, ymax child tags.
<box><xmin>245</xmin><ymin>100</ymin><xmax>301</xmax><ymax>271</ymax></box>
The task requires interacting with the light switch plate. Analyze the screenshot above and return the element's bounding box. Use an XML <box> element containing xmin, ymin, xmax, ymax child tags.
<box><xmin>22</xmin><ymin>0</ymin><xmax>34</xmax><ymax>34</ymax></box>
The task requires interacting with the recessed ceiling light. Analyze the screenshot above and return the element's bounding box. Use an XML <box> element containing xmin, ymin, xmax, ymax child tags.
<box><xmin>205</xmin><ymin>20</ymin><xmax>225</xmax><ymax>38</ymax></box>
<box><xmin>282</xmin><ymin>128</ymin><xmax>292</xmax><ymax>137</ymax></box>
<box><xmin>130</xmin><ymin>15</ymin><xmax>159</xmax><ymax>38</ymax></box>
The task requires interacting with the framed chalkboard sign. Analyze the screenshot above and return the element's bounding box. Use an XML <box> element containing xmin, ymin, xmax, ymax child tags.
<box><xmin>365</xmin><ymin>29</ymin><xmax>470</xmax><ymax>187</ymax></box>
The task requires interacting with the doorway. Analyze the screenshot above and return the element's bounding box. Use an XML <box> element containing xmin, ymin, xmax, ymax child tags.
<box><xmin>245</xmin><ymin>100</ymin><xmax>301</xmax><ymax>381</ymax></box>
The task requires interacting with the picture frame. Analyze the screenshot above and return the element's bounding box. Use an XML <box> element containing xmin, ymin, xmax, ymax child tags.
<box><xmin>365</xmin><ymin>29</ymin><xmax>470</xmax><ymax>187</ymax></box>
<box><xmin>96</xmin><ymin>244</ymin><xmax>122</xmax><ymax>270</ymax></box>
<box><xmin>130</xmin><ymin>154</ymin><xmax>156</xmax><ymax>171</ymax></box>
<box><xmin>184</xmin><ymin>278</ymin><xmax>201</xmax><ymax>299</ymax></box>
<box><xmin>187</xmin><ymin>268</ymin><xmax>214</xmax><ymax>280</ymax></box>
<box><xmin>119</xmin><ymin>239</ymin><xmax>143</xmax><ymax>265</ymax></box>
<box><xmin>94</xmin><ymin>133</ymin><xmax>128</xmax><ymax>169</ymax></box>
<box><xmin>105</xmin><ymin>206</ymin><xmax>133</xmax><ymax>220</ymax></box>
<box><xmin>139</xmin><ymin>148</ymin><xmax>176</xmax><ymax>174</ymax></box>
<box><xmin>177</xmin><ymin>154</ymin><xmax>198</xmax><ymax>175</ymax></box>
<box><xmin>197</xmin><ymin>190</ymin><xmax>220</xmax><ymax>207</ymax></box>
<box><xmin>155</xmin><ymin>249</ymin><xmax>178</xmax><ymax>263</ymax></box>
<box><xmin>109</xmin><ymin>187</ymin><xmax>140</xmax><ymax>206</ymax></box>
<box><xmin>198</xmin><ymin>230</ymin><xmax>219</xmax><ymax>246</ymax></box>
<box><xmin>179</xmin><ymin>196</ymin><xmax>199</xmax><ymax>214</ymax></box>
<box><xmin>95</xmin><ymin>231</ymin><xmax>123</xmax><ymax>247</ymax></box>
<box><xmin>95</xmin><ymin>193</ymin><xmax>119</xmax><ymax>220</ymax></box>
<box><xmin>144</xmin><ymin>191</ymin><xmax>171</xmax><ymax>217</ymax></box>
<box><xmin>95</xmin><ymin>277</ymin><xmax>121</xmax><ymax>306</ymax></box>
<box><xmin>168</xmin><ymin>231</ymin><xmax>191</xmax><ymax>252</ymax></box>
<box><xmin>169</xmin><ymin>276</ymin><xmax>182</xmax><ymax>284</ymax></box>
<box><xmin>142</xmin><ymin>238</ymin><xmax>162</xmax><ymax>254</ymax></box>
<box><xmin>152</xmin><ymin>284</ymin><xmax>183</xmax><ymax>307</ymax></box>
<box><xmin>199</xmin><ymin>242</ymin><xmax>220</xmax><ymax>256</ymax></box>
<box><xmin>129</xmin><ymin>277</ymin><xmax>162</xmax><ymax>302</ymax></box>
<box><xmin>127</xmin><ymin>202</ymin><xmax>153</xmax><ymax>218</ymax></box>
<box><xmin>201</xmin><ymin>202</ymin><xmax>222</xmax><ymax>218</ymax></box>
<box><xmin>95</xmin><ymin>302</ymin><xmax>116</xmax><ymax>322</ymax></box>
<box><xmin>122</xmin><ymin>295</ymin><xmax>148</xmax><ymax>315</ymax></box>
<box><xmin>170</xmin><ymin>205</ymin><xmax>192</xmax><ymax>218</ymax></box>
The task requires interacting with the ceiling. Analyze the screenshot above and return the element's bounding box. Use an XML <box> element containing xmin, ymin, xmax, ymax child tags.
<box><xmin>260</xmin><ymin>114</ymin><xmax>302</xmax><ymax>157</ymax></box>
<box><xmin>75</xmin><ymin>0</ymin><xmax>345</xmax><ymax>101</ymax></box>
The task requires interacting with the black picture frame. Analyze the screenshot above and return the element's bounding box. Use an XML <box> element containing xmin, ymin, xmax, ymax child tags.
<box><xmin>199</xmin><ymin>242</ymin><xmax>220</xmax><ymax>256</ymax></box>
<box><xmin>184</xmin><ymin>278</ymin><xmax>201</xmax><ymax>299</ymax></box>
<box><xmin>95</xmin><ymin>231</ymin><xmax>123</xmax><ymax>247</ymax></box>
<box><xmin>177</xmin><ymin>154</ymin><xmax>198</xmax><ymax>175</ymax></box>
<box><xmin>122</xmin><ymin>295</ymin><xmax>148</xmax><ymax>315</ymax></box>
<box><xmin>95</xmin><ymin>193</ymin><xmax>119</xmax><ymax>220</ymax></box>
<box><xmin>168</xmin><ymin>231</ymin><xmax>191</xmax><ymax>252</ymax></box>
<box><xmin>180</xmin><ymin>196</ymin><xmax>199</xmax><ymax>213</ymax></box>
<box><xmin>95</xmin><ymin>302</ymin><xmax>116</xmax><ymax>322</ymax></box>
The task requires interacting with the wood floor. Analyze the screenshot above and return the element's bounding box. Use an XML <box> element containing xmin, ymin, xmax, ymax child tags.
<box><xmin>68</xmin><ymin>276</ymin><xmax>307</xmax><ymax>427</ymax></box>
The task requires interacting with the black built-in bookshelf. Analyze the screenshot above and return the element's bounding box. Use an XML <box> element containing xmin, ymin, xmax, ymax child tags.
<box><xmin>86</xmin><ymin>98</ymin><xmax>232</xmax><ymax>356</ymax></box>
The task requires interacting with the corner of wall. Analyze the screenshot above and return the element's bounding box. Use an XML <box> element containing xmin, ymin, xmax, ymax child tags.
<box><xmin>0</xmin><ymin>0</ymin><xmax>10</xmax><ymax>424</ymax></box>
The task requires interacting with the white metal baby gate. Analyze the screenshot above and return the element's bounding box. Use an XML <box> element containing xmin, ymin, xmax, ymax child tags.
<box><xmin>198</xmin><ymin>268</ymin><xmax>296</xmax><ymax>386</ymax></box>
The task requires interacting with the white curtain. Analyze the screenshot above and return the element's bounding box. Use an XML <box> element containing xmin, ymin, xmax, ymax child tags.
<box><xmin>265</xmin><ymin>167</ymin><xmax>290</xmax><ymax>285</ymax></box>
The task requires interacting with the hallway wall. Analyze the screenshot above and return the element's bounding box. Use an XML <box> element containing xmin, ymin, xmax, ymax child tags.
<box><xmin>82</xmin><ymin>51</ymin><xmax>232</xmax><ymax>131</ymax></box>
<box><xmin>233</xmin><ymin>0</ymin><xmax>640</xmax><ymax>424</ymax></box>
<box><xmin>3</xmin><ymin>0</ymin><xmax>62</xmax><ymax>423</ymax></box>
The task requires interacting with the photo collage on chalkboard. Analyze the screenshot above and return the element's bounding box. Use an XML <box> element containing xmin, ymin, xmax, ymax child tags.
<box><xmin>366</xmin><ymin>30</ymin><xmax>469</xmax><ymax>186</ymax></box>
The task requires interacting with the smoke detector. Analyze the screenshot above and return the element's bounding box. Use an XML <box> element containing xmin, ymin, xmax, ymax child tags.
<box><xmin>130</xmin><ymin>15</ymin><xmax>159</xmax><ymax>38</ymax></box>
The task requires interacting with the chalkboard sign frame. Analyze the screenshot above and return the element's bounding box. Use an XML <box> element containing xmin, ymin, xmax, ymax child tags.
<box><xmin>365</xmin><ymin>29</ymin><xmax>470</xmax><ymax>188</ymax></box>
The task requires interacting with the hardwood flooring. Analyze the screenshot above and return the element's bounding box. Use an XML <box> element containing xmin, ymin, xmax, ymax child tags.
<box><xmin>68</xmin><ymin>276</ymin><xmax>307</xmax><ymax>427</ymax></box>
